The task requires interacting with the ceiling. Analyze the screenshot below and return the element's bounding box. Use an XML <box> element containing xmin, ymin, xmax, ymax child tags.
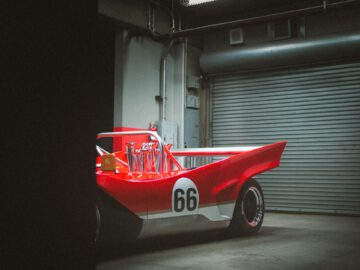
<box><xmin>159</xmin><ymin>0</ymin><xmax>329</xmax><ymax>28</ymax></box>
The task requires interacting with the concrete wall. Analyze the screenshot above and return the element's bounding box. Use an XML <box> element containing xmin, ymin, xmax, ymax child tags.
<box><xmin>113</xmin><ymin>8</ymin><xmax>360</xmax><ymax>150</ymax></box>
<box><xmin>168</xmin><ymin>42</ymin><xmax>186</xmax><ymax>148</ymax></box>
<box><xmin>114</xmin><ymin>31</ymin><xmax>186</xmax><ymax>147</ymax></box>
<box><xmin>114</xmin><ymin>33</ymin><xmax>162</xmax><ymax>128</ymax></box>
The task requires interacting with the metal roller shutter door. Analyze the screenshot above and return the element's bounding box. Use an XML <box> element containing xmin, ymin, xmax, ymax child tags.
<box><xmin>211</xmin><ymin>62</ymin><xmax>360</xmax><ymax>215</ymax></box>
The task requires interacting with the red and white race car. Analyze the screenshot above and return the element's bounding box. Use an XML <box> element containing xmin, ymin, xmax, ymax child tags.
<box><xmin>95</xmin><ymin>130</ymin><xmax>286</xmax><ymax>243</ymax></box>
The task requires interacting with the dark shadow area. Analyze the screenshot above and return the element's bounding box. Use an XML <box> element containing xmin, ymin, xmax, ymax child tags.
<box><xmin>3</xmin><ymin>2</ymin><xmax>114</xmax><ymax>269</ymax></box>
<box><xmin>96</xmin><ymin>230</ymin><xmax>227</xmax><ymax>262</ymax></box>
<box><xmin>96</xmin><ymin>225</ymin><xmax>288</xmax><ymax>263</ymax></box>
<box><xmin>95</xmin><ymin>216</ymin><xmax>360</xmax><ymax>270</ymax></box>
<box><xmin>260</xmin><ymin>225</ymin><xmax>291</xmax><ymax>235</ymax></box>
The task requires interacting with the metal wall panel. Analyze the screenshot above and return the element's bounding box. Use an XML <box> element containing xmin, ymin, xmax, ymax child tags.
<box><xmin>211</xmin><ymin>62</ymin><xmax>360</xmax><ymax>215</ymax></box>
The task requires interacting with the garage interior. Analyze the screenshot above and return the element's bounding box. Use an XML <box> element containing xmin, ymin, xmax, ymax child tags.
<box><xmin>5</xmin><ymin>0</ymin><xmax>360</xmax><ymax>269</ymax></box>
<box><xmin>97</xmin><ymin>0</ymin><xmax>360</xmax><ymax>269</ymax></box>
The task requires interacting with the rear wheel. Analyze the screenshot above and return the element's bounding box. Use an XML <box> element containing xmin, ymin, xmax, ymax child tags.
<box><xmin>95</xmin><ymin>196</ymin><xmax>106</xmax><ymax>245</ymax></box>
<box><xmin>95</xmin><ymin>189</ymin><xmax>143</xmax><ymax>245</ymax></box>
<box><xmin>95</xmin><ymin>203</ymin><xmax>101</xmax><ymax>243</ymax></box>
<box><xmin>228</xmin><ymin>179</ymin><xmax>265</xmax><ymax>235</ymax></box>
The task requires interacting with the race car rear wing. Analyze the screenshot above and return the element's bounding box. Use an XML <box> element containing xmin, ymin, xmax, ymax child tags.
<box><xmin>97</xmin><ymin>131</ymin><xmax>286</xmax><ymax>175</ymax></box>
<box><xmin>171</xmin><ymin>146</ymin><xmax>261</xmax><ymax>156</ymax></box>
<box><xmin>170</xmin><ymin>144</ymin><xmax>285</xmax><ymax>170</ymax></box>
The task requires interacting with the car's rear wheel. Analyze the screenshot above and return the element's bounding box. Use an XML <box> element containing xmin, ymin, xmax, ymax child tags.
<box><xmin>95</xmin><ymin>203</ymin><xmax>101</xmax><ymax>243</ymax></box>
<box><xmin>95</xmin><ymin>196</ymin><xmax>106</xmax><ymax>246</ymax></box>
<box><xmin>228</xmin><ymin>179</ymin><xmax>264</xmax><ymax>235</ymax></box>
<box><xmin>95</xmin><ymin>189</ymin><xmax>143</xmax><ymax>245</ymax></box>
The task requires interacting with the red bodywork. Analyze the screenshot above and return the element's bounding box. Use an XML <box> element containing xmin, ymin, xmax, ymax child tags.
<box><xmin>96</xmin><ymin>139</ymin><xmax>286</xmax><ymax>218</ymax></box>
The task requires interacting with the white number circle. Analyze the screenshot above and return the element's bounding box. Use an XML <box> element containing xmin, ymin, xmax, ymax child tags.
<box><xmin>172</xmin><ymin>178</ymin><xmax>199</xmax><ymax>215</ymax></box>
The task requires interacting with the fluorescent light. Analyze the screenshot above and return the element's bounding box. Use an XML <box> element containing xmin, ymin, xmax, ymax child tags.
<box><xmin>180</xmin><ymin>0</ymin><xmax>217</xmax><ymax>7</ymax></box>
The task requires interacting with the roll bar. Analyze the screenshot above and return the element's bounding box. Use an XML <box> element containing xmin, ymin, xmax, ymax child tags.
<box><xmin>96</xmin><ymin>131</ymin><xmax>165</xmax><ymax>173</ymax></box>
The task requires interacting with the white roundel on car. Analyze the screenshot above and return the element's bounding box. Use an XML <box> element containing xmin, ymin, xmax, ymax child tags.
<box><xmin>172</xmin><ymin>177</ymin><xmax>199</xmax><ymax>215</ymax></box>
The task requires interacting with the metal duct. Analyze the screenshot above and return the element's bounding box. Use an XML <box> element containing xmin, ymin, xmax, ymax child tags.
<box><xmin>200</xmin><ymin>31</ymin><xmax>360</xmax><ymax>75</ymax></box>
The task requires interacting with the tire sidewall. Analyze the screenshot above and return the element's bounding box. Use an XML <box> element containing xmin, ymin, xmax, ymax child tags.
<box><xmin>95</xmin><ymin>196</ymin><xmax>104</xmax><ymax>245</ymax></box>
<box><xmin>229</xmin><ymin>179</ymin><xmax>265</xmax><ymax>235</ymax></box>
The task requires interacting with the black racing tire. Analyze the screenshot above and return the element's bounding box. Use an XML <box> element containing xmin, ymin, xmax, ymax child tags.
<box><xmin>95</xmin><ymin>189</ymin><xmax>143</xmax><ymax>246</ymax></box>
<box><xmin>228</xmin><ymin>179</ymin><xmax>265</xmax><ymax>236</ymax></box>
<box><xmin>95</xmin><ymin>195</ymin><xmax>105</xmax><ymax>245</ymax></box>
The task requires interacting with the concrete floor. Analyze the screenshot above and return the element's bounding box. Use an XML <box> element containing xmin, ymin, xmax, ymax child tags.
<box><xmin>96</xmin><ymin>213</ymin><xmax>360</xmax><ymax>270</ymax></box>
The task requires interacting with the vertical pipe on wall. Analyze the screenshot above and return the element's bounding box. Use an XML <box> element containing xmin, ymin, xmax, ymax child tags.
<box><xmin>181</xmin><ymin>37</ymin><xmax>188</xmax><ymax>149</ymax></box>
<box><xmin>170</xmin><ymin>0</ymin><xmax>176</xmax><ymax>33</ymax></box>
<box><xmin>147</xmin><ymin>3</ymin><xmax>152</xmax><ymax>31</ymax></box>
<box><xmin>178</xmin><ymin>15</ymin><xmax>182</xmax><ymax>31</ymax></box>
<box><xmin>160</xmin><ymin>40</ymin><xmax>174</xmax><ymax>121</ymax></box>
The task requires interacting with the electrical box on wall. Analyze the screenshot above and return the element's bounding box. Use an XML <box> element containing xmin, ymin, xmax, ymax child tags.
<box><xmin>155</xmin><ymin>120</ymin><xmax>178</xmax><ymax>148</ymax></box>
<box><xmin>187</xmin><ymin>75</ymin><xmax>200</xmax><ymax>89</ymax></box>
<box><xmin>186</xmin><ymin>95</ymin><xmax>200</xmax><ymax>109</ymax></box>
<box><xmin>184</xmin><ymin>109</ymin><xmax>200</xmax><ymax>148</ymax></box>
